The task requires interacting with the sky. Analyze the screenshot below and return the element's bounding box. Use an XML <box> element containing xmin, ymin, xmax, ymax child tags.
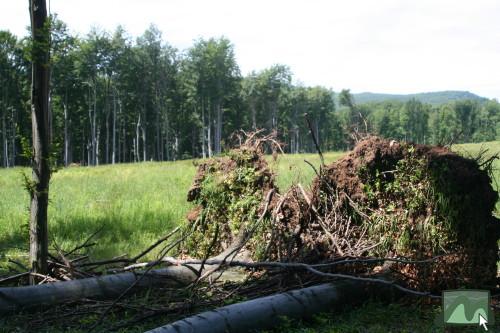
<box><xmin>2</xmin><ymin>0</ymin><xmax>500</xmax><ymax>100</ymax></box>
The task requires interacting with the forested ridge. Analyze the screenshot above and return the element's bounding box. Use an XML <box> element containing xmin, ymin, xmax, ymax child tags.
<box><xmin>1</xmin><ymin>19</ymin><xmax>499</xmax><ymax>167</ymax></box>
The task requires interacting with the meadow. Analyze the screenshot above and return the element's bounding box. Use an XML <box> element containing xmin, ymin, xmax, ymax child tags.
<box><xmin>0</xmin><ymin>141</ymin><xmax>498</xmax><ymax>332</ymax></box>
<box><xmin>0</xmin><ymin>150</ymin><xmax>345</xmax><ymax>271</ymax></box>
<box><xmin>0</xmin><ymin>142</ymin><xmax>498</xmax><ymax>273</ymax></box>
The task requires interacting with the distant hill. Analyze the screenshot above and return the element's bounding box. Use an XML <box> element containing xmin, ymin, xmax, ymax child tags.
<box><xmin>352</xmin><ymin>91</ymin><xmax>488</xmax><ymax>105</ymax></box>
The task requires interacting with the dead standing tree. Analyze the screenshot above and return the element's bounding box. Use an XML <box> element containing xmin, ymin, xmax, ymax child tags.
<box><xmin>28</xmin><ymin>0</ymin><xmax>51</xmax><ymax>282</ymax></box>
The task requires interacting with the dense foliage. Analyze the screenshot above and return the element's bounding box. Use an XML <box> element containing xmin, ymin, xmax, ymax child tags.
<box><xmin>0</xmin><ymin>19</ymin><xmax>499</xmax><ymax>167</ymax></box>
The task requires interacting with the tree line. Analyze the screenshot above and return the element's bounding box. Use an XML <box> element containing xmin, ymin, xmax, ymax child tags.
<box><xmin>1</xmin><ymin>19</ymin><xmax>499</xmax><ymax>167</ymax></box>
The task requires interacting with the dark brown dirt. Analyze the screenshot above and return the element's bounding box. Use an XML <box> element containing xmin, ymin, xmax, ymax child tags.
<box><xmin>184</xmin><ymin>134</ymin><xmax>499</xmax><ymax>291</ymax></box>
<box><xmin>309</xmin><ymin>136</ymin><xmax>499</xmax><ymax>291</ymax></box>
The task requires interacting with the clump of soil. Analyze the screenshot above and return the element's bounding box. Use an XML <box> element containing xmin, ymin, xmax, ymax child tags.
<box><xmin>310</xmin><ymin>136</ymin><xmax>499</xmax><ymax>291</ymax></box>
<box><xmin>183</xmin><ymin>134</ymin><xmax>498</xmax><ymax>292</ymax></box>
<box><xmin>184</xmin><ymin>133</ymin><xmax>278</xmax><ymax>258</ymax></box>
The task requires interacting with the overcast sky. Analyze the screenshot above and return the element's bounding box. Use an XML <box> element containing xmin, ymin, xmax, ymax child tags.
<box><xmin>2</xmin><ymin>0</ymin><xmax>499</xmax><ymax>99</ymax></box>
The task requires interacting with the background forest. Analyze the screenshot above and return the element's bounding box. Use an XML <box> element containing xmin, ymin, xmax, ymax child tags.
<box><xmin>1</xmin><ymin>18</ymin><xmax>499</xmax><ymax>167</ymax></box>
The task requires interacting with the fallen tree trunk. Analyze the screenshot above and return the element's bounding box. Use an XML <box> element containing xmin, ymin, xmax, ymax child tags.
<box><xmin>0</xmin><ymin>265</ymin><xmax>196</xmax><ymax>314</ymax></box>
<box><xmin>0</xmin><ymin>237</ymin><xmax>247</xmax><ymax>314</ymax></box>
<box><xmin>145</xmin><ymin>280</ymin><xmax>394</xmax><ymax>333</ymax></box>
<box><xmin>0</xmin><ymin>192</ymin><xmax>269</xmax><ymax>315</ymax></box>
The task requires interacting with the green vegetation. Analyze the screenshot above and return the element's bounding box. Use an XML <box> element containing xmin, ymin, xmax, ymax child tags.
<box><xmin>272</xmin><ymin>300</ymin><xmax>500</xmax><ymax>333</ymax></box>
<box><xmin>0</xmin><ymin>142</ymin><xmax>498</xmax><ymax>331</ymax></box>
<box><xmin>0</xmin><ymin>151</ymin><xmax>342</xmax><ymax>271</ymax></box>
<box><xmin>1</xmin><ymin>22</ymin><xmax>499</xmax><ymax>169</ymax></box>
<box><xmin>0</xmin><ymin>143</ymin><xmax>497</xmax><ymax>269</ymax></box>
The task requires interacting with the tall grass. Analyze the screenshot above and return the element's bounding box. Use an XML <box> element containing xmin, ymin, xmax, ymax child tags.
<box><xmin>0</xmin><ymin>142</ymin><xmax>498</xmax><ymax>271</ymax></box>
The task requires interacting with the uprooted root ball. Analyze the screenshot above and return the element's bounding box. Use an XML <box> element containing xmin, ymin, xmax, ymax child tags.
<box><xmin>311</xmin><ymin>136</ymin><xmax>499</xmax><ymax>291</ymax></box>
<box><xmin>183</xmin><ymin>134</ymin><xmax>498</xmax><ymax>292</ymax></box>
<box><xmin>184</xmin><ymin>135</ymin><xmax>278</xmax><ymax>259</ymax></box>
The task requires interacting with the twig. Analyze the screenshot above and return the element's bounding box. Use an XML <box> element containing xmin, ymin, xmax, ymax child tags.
<box><xmin>305</xmin><ymin>115</ymin><xmax>324</xmax><ymax>167</ymax></box>
<box><xmin>298</xmin><ymin>183</ymin><xmax>344</xmax><ymax>256</ymax></box>
<box><xmin>0</xmin><ymin>272</ymin><xmax>29</xmax><ymax>285</ymax></box>
<box><xmin>131</xmin><ymin>226</ymin><xmax>180</xmax><ymax>262</ymax></box>
<box><xmin>162</xmin><ymin>258</ymin><xmax>440</xmax><ymax>298</ymax></box>
<box><xmin>303</xmin><ymin>159</ymin><xmax>320</xmax><ymax>178</ymax></box>
<box><xmin>65</xmin><ymin>226</ymin><xmax>104</xmax><ymax>256</ymax></box>
<box><xmin>8</xmin><ymin>259</ymin><xmax>29</xmax><ymax>271</ymax></box>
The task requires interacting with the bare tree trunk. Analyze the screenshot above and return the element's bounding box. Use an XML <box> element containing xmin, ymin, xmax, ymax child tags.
<box><xmin>155</xmin><ymin>89</ymin><xmax>160</xmax><ymax>161</ymax></box>
<box><xmin>146</xmin><ymin>281</ymin><xmax>380</xmax><ymax>333</ymax></box>
<box><xmin>105</xmin><ymin>108</ymin><xmax>109</xmax><ymax>164</ymax></box>
<box><xmin>201</xmin><ymin>101</ymin><xmax>206</xmax><ymax>159</ymax></box>
<box><xmin>96</xmin><ymin>127</ymin><xmax>100</xmax><ymax>165</ymax></box>
<box><xmin>251</xmin><ymin>101</ymin><xmax>256</xmax><ymax>130</ymax></box>
<box><xmin>272</xmin><ymin>100</ymin><xmax>277</xmax><ymax>130</ymax></box>
<box><xmin>105</xmin><ymin>79</ymin><xmax>110</xmax><ymax>164</ymax></box>
<box><xmin>63</xmin><ymin>100</ymin><xmax>68</xmax><ymax>166</ymax></box>
<box><xmin>29</xmin><ymin>0</ymin><xmax>51</xmax><ymax>283</ymax></box>
<box><xmin>207</xmin><ymin>102</ymin><xmax>212</xmax><ymax>158</ymax></box>
<box><xmin>10</xmin><ymin>106</ymin><xmax>16</xmax><ymax>165</ymax></box>
<box><xmin>135</xmin><ymin>115</ymin><xmax>141</xmax><ymax>162</ymax></box>
<box><xmin>122</xmin><ymin>122</ymin><xmax>126</xmax><ymax>163</ymax></box>
<box><xmin>165</xmin><ymin>105</ymin><xmax>170</xmax><ymax>161</ymax></box>
<box><xmin>142</xmin><ymin>125</ymin><xmax>146</xmax><ymax>162</ymax></box>
<box><xmin>86</xmin><ymin>141</ymin><xmax>90</xmax><ymax>166</ymax></box>
<box><xmin>87</xmin><ymin>86</ymin><xmax>92</xmax><ymax>165</ymax></box>
<box><xmin>112</xmin><ymin>90</ymin><xmax>116</xmax><ymax>164</ymax></box>
<box><xmin>296</xmin><ymin>128</ymin><xmax>300</xmax><ymax>153</ymax></box>
<box><xmin>92</xmin><ymin>83</ymin><xmax>97</xmax><ymax>166</ymax></box>
<box><xmin>2</xmin><ymin>111</ymin><xmax>7</xmax><ymax>168</ymax></box>
<box><xmin>174</xmin><ymin>134</ymin><xmax>179</xmax><ymax>161</ymax></box>
<box><xmin>215</xmin><ymin>100</ymin><xmax>222</xmax><ymax>154</ymax></box>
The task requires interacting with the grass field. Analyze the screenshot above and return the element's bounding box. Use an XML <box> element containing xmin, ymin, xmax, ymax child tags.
<box><xmin>0</xmin><ymin>151</ymin><xmax>345</xmax><ymax>269</ymax></box>
<box><xmin>0</xmin><ymin>141</ymin><xmax>498</xmax><ymax>332</ymax></box>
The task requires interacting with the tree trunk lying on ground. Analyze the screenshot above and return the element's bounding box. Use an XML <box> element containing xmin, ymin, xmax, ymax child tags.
<box><xmin>0</xmin><ymin>265</ymin><xmax>196</xmax><ymax>314</ymax></box>
<box><xmin>145</xmin><ymin>280</ymin><xmax>395</xmax><ymax>333</ymax></box>
<box><xmin>0</xmin><ymin>238</ymin><xmax>245</xmax><ymax>314</ymax></box>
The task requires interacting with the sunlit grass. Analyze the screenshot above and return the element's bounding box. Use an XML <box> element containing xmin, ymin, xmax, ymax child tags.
<box><xmin>0</xmin><ymin>142</ymin><xmax>498</xmax><ymax>271</ymax></box>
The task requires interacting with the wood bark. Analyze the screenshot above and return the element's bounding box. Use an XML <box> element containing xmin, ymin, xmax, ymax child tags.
<box><xmin>10</xmin><ymin>106</ymin><xmax>16</xmax><ymax>165</ymax></box>
<box><xmin>63</xmin><ymin>101</ymin><xmax>68</xmax><ymax>166</ymax></box>
<box><xmin>0</xmin><ymin>266</ymin><xmax>195</xmax><ymax>314</ymax></box>
<box><xmin>29</xmin><ymin>0</ymin><xmax>51</xmax><ymax>282</ymax></box>
<box><xmin>112</xmin><ymin>89</ymin><xmax>116</xmax><ymax>164</ymax></box>
<box><xmin>92</xmin><ymin>83</ymin><xmax>97</xmax><ymax>165</ymax></box>
<box><xmin>207</xmin><ymin>101</ymin><xmax>212</xmax><ymax>157</ymax></box>
<box><xmin>1</xmin><ymin>110</ymin><xmax>7</xmax><ymax>167</ymax></box>
<box><xmin>215</xmin><ymin>99</ymin><xmax>222</xmax><ymax>154</ymax></box>
<box><xmin>201</xmin><ymin>101</ymin><xmax>206</xmax><ymax>159</ymax></box>
<box><xmin>145</xmin><ymin>281</ymin><xmax>390</xmax><ymax>333</ymax></box>
<box><xmin>142</xmin><ymin>125</ymin><xmax>146</xmax><ymax>162</ymax></box>
<box><xmin>0</xmin><ymin>239</ymin><xmax>243</xmax><ymax>313</ymax></box>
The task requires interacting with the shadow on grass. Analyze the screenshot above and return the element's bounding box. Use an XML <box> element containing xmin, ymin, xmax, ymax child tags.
<box><xmin>49</xmin><ymin>211</ymin><xmax>181</xmax><ymax>259</ymax></box>
<box><xmin>0</xmin><ymin>229</ymin><xmax>29</xmax><ymax>254</ymax></box>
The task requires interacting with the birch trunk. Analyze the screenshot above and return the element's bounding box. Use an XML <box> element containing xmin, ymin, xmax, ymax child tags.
<box><xmin>63</xmin><ymin>100</ymin><xmax>68</xmax><ymax>166</ymax></box>
<box><xmin>215</xmin><ymin>100</ymin><xmax>222</xmax><ymax>154</ymax></box>
<box><xmin>2</xmin><ymin>111</ymin><xmax>7</xmax><ymax>168</ymax></box>
<box><xmin>92</xmin><ymin>83</ymin><xmax>97</xmax><ymax>166</ymax></box>
<box><xmin>135</xmin><ymin>115</ymin><xmax>141</xmax><ymax>162</ymax></box>
<box><xmin>201</xmin><ymin>101</ymin><xmax>206</xmax><ymax>159</ymax></box>
<box><xmin>10</xmin><ymin>106</ymin><xmax>16</xmax><ymax>165</ymax></box>
<box><xmin>207</xmin><ymin>102</ymin><xmax>212</xmax><ymax>158</ymax></box>
<box><xmin>112</xmin><ymin>90</ymin><xmax>117</xmax><ymax>164</ymax></box>
<box><xmin>142</xmin><ymin>125</ymin><xmax>146</xmax><ymax>162</ymax></box>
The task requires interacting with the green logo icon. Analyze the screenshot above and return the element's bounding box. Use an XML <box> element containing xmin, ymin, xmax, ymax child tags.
<box><xmin>443</xmin><ymin>290</ymin><xmax>490</xmax><ymax>330</ymax></box>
